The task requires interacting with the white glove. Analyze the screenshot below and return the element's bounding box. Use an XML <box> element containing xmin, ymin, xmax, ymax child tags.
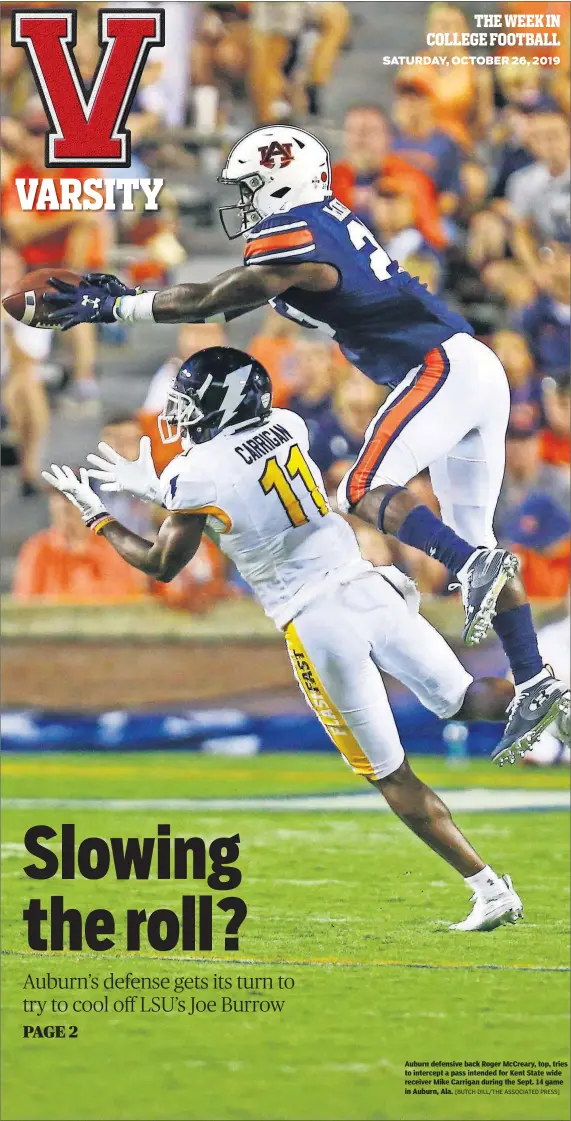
<box><xmin>86</xmin><ymin>436</ymin><xmax>161</xmax><ymax>503</ymax></box>
<box><xmin>41</xmin><ymin>464</ymin><xmax>107</xmax><ymax>524</ymax></box>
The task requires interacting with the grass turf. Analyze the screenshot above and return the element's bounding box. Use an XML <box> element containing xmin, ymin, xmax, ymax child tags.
<box><xmin>2</xmin><ymin>752</ymin><xmax>569</xmax><ymax>1121</ymax></box>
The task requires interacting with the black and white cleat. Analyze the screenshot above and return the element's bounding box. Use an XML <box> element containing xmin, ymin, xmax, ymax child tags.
<box><xmin>492</xmin><ymin>673</ymin><xmax>571</xmax><ymax>766</ymax></box>
<box><xmin>461</xmin><ymin>548</ymin><xmax>519</xmax><ymax>647</ymax></box>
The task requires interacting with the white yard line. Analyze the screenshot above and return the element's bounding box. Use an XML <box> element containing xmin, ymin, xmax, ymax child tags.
<box><xmin>2</xmin><ymin>789</ymin><xmax>569</xmax><ymax>813</ymax></box>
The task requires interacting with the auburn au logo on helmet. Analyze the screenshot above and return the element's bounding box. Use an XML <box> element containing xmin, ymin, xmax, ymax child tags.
<box><xmin>258</xmin><ymin>141</ymin><xmax>295</xmax><ymax>169</ymax></box>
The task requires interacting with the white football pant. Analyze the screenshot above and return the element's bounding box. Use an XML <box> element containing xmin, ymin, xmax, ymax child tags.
<box><xmin>284</xmin><ymin>568</ymin><xmax>472</xmax><ymax>779</ymax></box>
<box><xmin>338</xmin><ymin>332</ymin><xmax>510</xmax><ymax>550</ymax></box>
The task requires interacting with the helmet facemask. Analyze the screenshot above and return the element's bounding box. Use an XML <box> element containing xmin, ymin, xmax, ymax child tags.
<box><xmin>158</xmin><ymin>386</ymin><xmax>206</xmax><ymax>447</ymax></box>
<box><xmin>218</xmin><ymin>172</ymin><xmax>265</xmax><ymax>239</ymax></box>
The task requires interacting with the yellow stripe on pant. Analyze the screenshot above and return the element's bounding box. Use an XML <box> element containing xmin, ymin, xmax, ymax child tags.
<box><xmin>284</xmin><ymin>622</ymin><xmax>374</xmax><ymax>777</ymax></box>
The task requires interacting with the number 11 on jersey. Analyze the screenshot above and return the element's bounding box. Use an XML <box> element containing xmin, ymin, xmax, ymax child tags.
<box><xmin>260</xmin><ymin>444</ymin><xmax>329</xmax><ymax>527</ymax></box>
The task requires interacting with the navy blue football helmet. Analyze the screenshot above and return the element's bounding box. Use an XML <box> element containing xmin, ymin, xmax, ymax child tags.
<box><xmin>158</xmin><ymin>346</ymin><xmax>273</xmax><ymax>447</ymax></box>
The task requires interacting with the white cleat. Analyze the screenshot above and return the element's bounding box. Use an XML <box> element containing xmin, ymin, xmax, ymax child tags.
<box><xmin>449</xmin><ymin>875</ymin><xmax>523</xmax><ymax>932</ymax></box>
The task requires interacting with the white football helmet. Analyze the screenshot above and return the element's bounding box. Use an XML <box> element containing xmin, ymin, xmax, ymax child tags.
<box><xmin>218</xmin><ymin>125</ymin><xmax>332</xmax><ymax>239</ymax></box>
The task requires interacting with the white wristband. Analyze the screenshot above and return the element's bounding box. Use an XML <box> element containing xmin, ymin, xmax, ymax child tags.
<box><xmin>115</xmin><ymin>292</ymin><xmax>158</xmax><ymax>323</ymax></box>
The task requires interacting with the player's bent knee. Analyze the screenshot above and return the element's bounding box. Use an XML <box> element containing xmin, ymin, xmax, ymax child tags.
<box><xmin>337</xmin><ymin>463</ymin><xmax>409</xmax><ymax>521</ymax></box>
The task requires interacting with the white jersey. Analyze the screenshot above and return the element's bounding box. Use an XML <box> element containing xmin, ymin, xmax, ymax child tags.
<box><xmin>159</xmin><ymin>408</ymin><xmax>371</xmax><ymax>627</ymax></box>
<box><xmin>159</xmin><ymin>406</ymin><xmax>473</xmax><ymax>782</ymax></box>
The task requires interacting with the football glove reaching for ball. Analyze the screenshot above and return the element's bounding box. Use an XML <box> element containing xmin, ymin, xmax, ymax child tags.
<box><xmin>41</xmin><ymin>464</ymin><xmax>110</xmax><ymax>530</ymax></box>
<box><xmin>86</xmin><ymin>436</ymin><xmax>161</xmax><ymax>504</ymax></box>
<box><xmin>43</xmin><ymin>273</ymin><xmax>142</xmax><ymax>330</ymax></box>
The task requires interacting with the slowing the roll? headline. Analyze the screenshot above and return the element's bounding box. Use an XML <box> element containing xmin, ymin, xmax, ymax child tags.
<box><xmin>21</xmin><ymin>824</ymin><xmax>248</xmax><ymax>952</ymax></box>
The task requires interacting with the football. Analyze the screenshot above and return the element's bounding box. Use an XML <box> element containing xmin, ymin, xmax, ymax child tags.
<box><xmin>2</xmin><ymin>268</ymin><xmax>81</xmax><ymax>329</ymax></box>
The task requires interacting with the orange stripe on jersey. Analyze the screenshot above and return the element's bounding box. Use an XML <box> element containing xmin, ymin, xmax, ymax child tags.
<box><xmin>174</xmin><ymin>505</ymin><xmax>232</xmax><ymax>533</ymax></box>
<box><xmin>347</xmin><ymin>347</ymin><xmax>449</xmax><ymax>507</ymax></box>
<box><xmin>245</xmin><ymin>228</ymin><xmax>314</xmax><ymax>259</ymax></box>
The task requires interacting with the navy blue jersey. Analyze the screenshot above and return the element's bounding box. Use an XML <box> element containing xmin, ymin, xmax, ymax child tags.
<box><xmin>243</xmin><ymin>198</ymin><xmax>472</xmax><ymax>387</ymax></box>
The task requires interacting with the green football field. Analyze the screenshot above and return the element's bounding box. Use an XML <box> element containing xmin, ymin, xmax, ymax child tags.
<box><xmin>2</xmin><ymin>752</ymin><xmax>570</xmax><ymax>1121</ymax></box>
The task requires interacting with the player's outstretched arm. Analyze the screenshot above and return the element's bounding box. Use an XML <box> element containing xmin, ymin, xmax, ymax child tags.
<box><xmin>98</xmin><ymin>513</ymin><xmax>207</xmax><ymax>583</ymax></box>
<box><xmin>43</xmin><ymin>262</ymin><xmax>338</xmax><ymax>330</ymax></box>
<box><xmin>41</xmin><ymin>462</ymin><xmax>206</xmax><ymax>583</ymax></box>
<box><xmin>146</xmin><ymin>264</ymin><xmax>295</xmax><ymax>324</ymax></box>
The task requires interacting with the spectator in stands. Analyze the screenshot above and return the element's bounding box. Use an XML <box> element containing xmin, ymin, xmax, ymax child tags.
<box><xmin>291</xmin><ymin>2</ymin><xmax>351</xmax><ymax>119</ymax></box>
<box><xmin>1</xmin><ymin>246</ymin><xmax>50</xmax><ymax>496</ymax></box>
<box><xmin>443</xmin><ymin>226</ymin><xmax>508</xmax><ymax>335</ymax></box>
<box><xmin>521</xmin><ymin>241</ymin><xmax>570</xmax><ymax>375</ymax></box>
<box><xmin>332</xmin><ymin>105</ymin><xmax>447</xmax><ymax>249</ymax></box>
<box><xmin>370</xmin><ymin>180</ymin><xmax>433</xmax><ymax>264</ymax></box>
<box><xmin>491</xmin><ymin>84</ymin><xmax>546</xmax><ymax>201</ymax></box>
<box><xmin>287</xmin><ymin>341</ymin><xmax>336</xmax><ymax>443</ymax></box>
<box><xmin>249</xmin><ymin>1</ymin><xmax>299</xmax><ymax>125</ymax></box>
<box><xmin>492</xmin><ymin>114</ymin><xmax>535</xmax><ymax>204</ymax></box>
<box><xmin>456</xmin><ymin>162</ymin><xmax>490</xmax><ymax>228</ymax></box>
<box><xmin>309</xmin><ymin>369</ymin><xmax>382</xmax><ymax>492</ymax></box>
<box><xmin>248</xmin><ymin>2</ymin><xmax>349</xmax><ymax>125</ymax></box>
<box><xmin>490</xmin><ymin>330</ymin><xmax>542</xmax><ymax>428</ymax></box>
<box><xmin>248</xmin><ymin>308</ymin><xmax>300</xmax><ymax>408</ymax></box>
<box><xmin>153</xmin><ymin>1</ymin><xmax>192</xmax><ymax>131</ymax></box>
<box><xmin>120</xmin><ymin>189</ymin><xmax>186</xmax><ymax>293</ymax></box>
<box><xmin>480</xmin><ymin>260</ymin><xmax>537</xmax><ymax>323</ymax></box>
<box><xmin>0</xmin><ymin>18</ymin><xmax>28</xmax><ymax>110</ymax></box>
<box><xmin>13</xmin><ymin>489</ymin><xmax>146</xmax><ymax>603</ymax></box>
<box><xmin>453</xmin><ymin>213</ymin><xmax>515</xmax><ymax>332</ymax></box>
<box><xmin>332</xmin><ymin>105</ymin><xmax>392</xmax><ymax>225</ymax></box>
<box><xmin>2</xmin><ymin>97</ymin><xmax>109</xmax><ymax>411</ymax></box>
<box><xmin>495</xmin><ymin>60</ymin><xmax>545</xmax><ymax>114</ymax></box>
<box><xmin>123</xmin><ymin>51</ymin><xmax>170</xmax><ymax>177</ymax></box>
<box><xmin>391</xmin><ymin>75</ymin><xmax>462</xmax><ymax>216</ymax></box>
<box><xmin>399</xmin><ymin>2</ymin><xmax>494</xmax><ymax>149</ymax></box>
<box><xmin>191</xmin><ymin>3</ymin><xmax>250</xmax><ymax>133</ymax></box>
<box><xmin>495</xmin><ymin>412</ymin><xmax>570</xmax><ymax>600</ymax></box>
<box><xmin>466</xmin><ymin>208</ymin><xmax>511</xmax><ymax>270</ymax></box>
<box><xmin>540</xmin><ymin>371</ymin><xmax>570</xmax><ymax>470</ymax></box>
<box><xmin>506</xmin><ymin>110</ymin><xmax>571</xmax><ymax>271</ymax></box>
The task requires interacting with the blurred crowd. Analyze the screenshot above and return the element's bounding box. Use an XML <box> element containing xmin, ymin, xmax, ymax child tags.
<box><xmin>1</xmin><ymin>1</ymin><xmax>569</xmax><ymax>613</ymax></box>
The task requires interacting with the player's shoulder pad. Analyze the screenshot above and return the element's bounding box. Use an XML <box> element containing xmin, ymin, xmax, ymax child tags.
<box><xmin>159</xmin><ymin>448</ymin><xmax>217</xmax><ymax>514</ymax></box>
<box><xmin>244</xmin><ymin>209</ymin><xmax>316</xmax><ymax>266</ymax></box>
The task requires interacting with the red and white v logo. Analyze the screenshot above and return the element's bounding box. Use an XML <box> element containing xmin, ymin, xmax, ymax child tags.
<box><xmin>12</xmin><ymin>8</ymin><xmax>165</xmax><ymax>168</ymax></box>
